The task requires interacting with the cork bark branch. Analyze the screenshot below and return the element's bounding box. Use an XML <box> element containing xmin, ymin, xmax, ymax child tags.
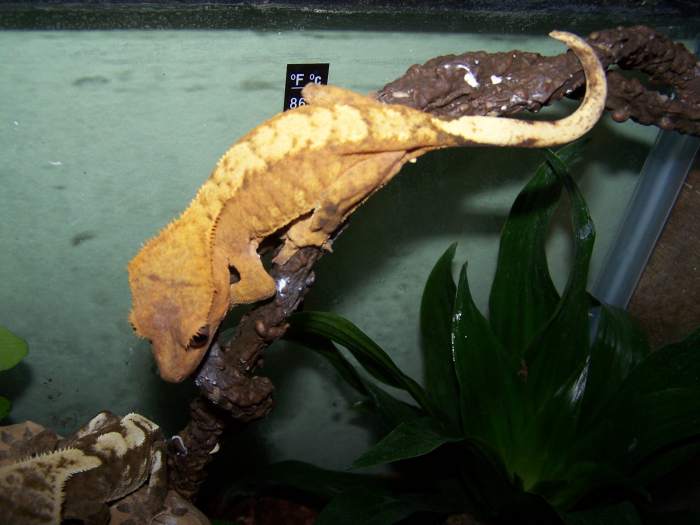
<box><xmin>167</xmin><ymin>25</ymin><xmax>700</xmax><ymax>500</ymax></box>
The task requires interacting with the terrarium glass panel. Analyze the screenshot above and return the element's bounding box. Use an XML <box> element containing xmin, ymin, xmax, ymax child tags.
<box><xmin>0</xmin><ymin>4</ymin><xmax>695</xmax><ymax>472</ymax></box>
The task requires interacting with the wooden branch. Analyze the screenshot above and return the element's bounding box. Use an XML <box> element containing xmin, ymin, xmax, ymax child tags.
<box><xmin>378</xmin><ymin>25</ymin><xmax>700</xmax><ymax>135</ymax></box>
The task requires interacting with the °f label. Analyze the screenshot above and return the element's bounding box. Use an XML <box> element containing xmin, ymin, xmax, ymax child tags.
<box><xmin>283</xmin><ymin>63</ymin><xmax>329</xmax><ymax>111</ymax></box>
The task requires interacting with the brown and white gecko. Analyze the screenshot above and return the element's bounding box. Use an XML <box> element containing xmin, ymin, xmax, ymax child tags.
<box><xmin>0</xmin><ymin>412</ymin><xmax>166</xmax><ymax>525</ymax></box>
<box><xmin>128</xmin><ymin>31</ymin><xmax>607</xmax><ymax>382</ymax></box>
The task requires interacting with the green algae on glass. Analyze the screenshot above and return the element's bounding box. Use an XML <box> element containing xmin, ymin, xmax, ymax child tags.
<box><xmin>281</xmin><ymin>145</ymin><xmax>700</xmax><ymax>525</ymax></box>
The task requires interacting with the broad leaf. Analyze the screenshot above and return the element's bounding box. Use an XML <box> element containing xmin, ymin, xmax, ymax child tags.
<box><xmin>614</xmin><ymin>327</ymin><xmax>700</xmax><ymax>396</ymax></box>
<box><xmin>594</xmin><ymin>327</ymin><xmax>700</xmax><ymax>468</ymax></box>
<box><xmin>352</xmin><ymin>418</ymin><xmax>463</xmax><ymax>469</ymax></box>
<box><xmin>288</xmin><ymin>311</ymin><xmax>432</xmax><ymax>413</ymax></box>
<box><xmin>283</xmin><ymin>333</ymin><xmax>421</xmax><ymax>427</ymax></box>
<box><xmin>601</xmin><ymin>387</ymin><xmax>700</xmax><ymax>469</ymax></box>
<box><xmin>518</xmin><ymin>151</ymin><xmax>596</xmax><ymax>486</ymax></box>
<box><xmin>363</xmin><ymin>381</ymin><xmax>423</xmax><ymax>428</ymax></box>
<box><xmin>577</xmin><ymin>301</ymin><xmax>649</xmax><ymax>430</ymax></box>
<box><xmin>420</xmin><ymin>243</ymin><xmax>461</xmax><ymax>430</ymax></box>
<box><xmin>525</xmin><ymin>149</ymin><xmax>595</xmax><ymax>408</ymax></box>
<box><xmin>0</xmin><ymin>326</ymin><xmax>28</xmax><ymax>371</ymax></box>
<box><xmin>285</xmin><ymin>333</ymin><xmax>369</xmax><ymax>395</ymax></box>
<box><xmin>489</xmin><ymin>141</ymin><xmax>586</xmax><ymax>355</ymax></box>
<box><xmin>452</xmin><ymin>262</ymin><xmax>518</xmax><ymax>458</ymax></box>
<box><xmin>0</xmin><ymin>396</ymin><xmax>10</xmax><ymax>421</ymax></box>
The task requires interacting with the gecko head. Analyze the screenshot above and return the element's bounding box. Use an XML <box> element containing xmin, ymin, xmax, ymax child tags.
<box><xmin>130</xmin><ymin>303</ymin><xmax>215</xmax><ymax>383</ymax></box>
<box><xmin>128</xmin><ymin>266</ymin><xmax>218</xmax><ymax>383</ymax></box>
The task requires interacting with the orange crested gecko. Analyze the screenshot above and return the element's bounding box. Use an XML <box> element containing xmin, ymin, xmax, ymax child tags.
<box><xmin>128</xmin><ymin>31</ymin><xmax>607</xmax><ymax>382</ymax></box>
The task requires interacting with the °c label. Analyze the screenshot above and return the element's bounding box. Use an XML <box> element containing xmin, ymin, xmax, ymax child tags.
<box><xmin>283</xmin><ymin>63</ymin><xmax>329</xmax><ymax>111</ymax></box>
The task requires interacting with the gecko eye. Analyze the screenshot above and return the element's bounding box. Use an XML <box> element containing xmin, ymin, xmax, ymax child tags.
<box><xmin>188</xmin><ymin>326</ymin><xmax>210</xmax><ymax>350</ymax></box>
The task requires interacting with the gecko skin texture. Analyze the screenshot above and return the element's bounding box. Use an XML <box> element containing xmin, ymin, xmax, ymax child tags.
<box><xmin>128</xmin><ymin>31</ymin><xmax>607</xmax><ymax>383</ymax></box>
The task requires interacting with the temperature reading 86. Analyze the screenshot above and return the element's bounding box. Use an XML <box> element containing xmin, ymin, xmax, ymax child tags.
<box><xmin>283</xmin><ymin>63</ymin><xmax>329</xmax><ymax>111</ymax></box>
<box><xmin>288</xmin><ymin>97</ymin><xmax>306</xmax><ymax>109</ymax></box>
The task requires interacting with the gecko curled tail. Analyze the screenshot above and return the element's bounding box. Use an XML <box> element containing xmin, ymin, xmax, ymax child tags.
<box><xmin>429</xmin><ymin>30</ymin><xmax>607</xmax><ymax>148</ymax></box>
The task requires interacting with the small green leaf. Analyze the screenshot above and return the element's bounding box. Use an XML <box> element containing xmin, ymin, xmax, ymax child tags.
<box><xmin>288</xmin><ymin>311</ymin><xmax>432</xmax><ymax>414</ymax></box>
<box><xmin>0</xmin><ymin>326</ymin><xmax>28</xmax><ymax>371</ymax></box>
<box><xmin>316</xmin><ymin>488</ymin><xmax>427</xmax><ymax>525</ymax></box>
<box><xmin>352</xmin><ymin>418</ymin><xmax>463</xmax><ymax>469</ymax></box>
<box><xmin>420</xmin><ymin>243</ymin><xmax>461</xmax><ymax>430</ymax></box>
<box><xmin>0</xmin><ymin>396</ymin><xmax>10</xmax><ymax>421</ymax></box>
<box><xmin>452</xmin><ymin>262</ymin><xmax>518</xmax><ymax>457</ymax></box>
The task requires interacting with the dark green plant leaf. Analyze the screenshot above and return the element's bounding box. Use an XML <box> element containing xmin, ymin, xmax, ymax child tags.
<box><xmin>315</xmin><ymin>487</ymin><xmax>430</xmax><ymax>525</ymax></box>
<box><xmin>593</xmin><ymin>327</ymin><xmax>700</xmax><ymax>469</ymax></box>
<box><xmin>283</xmin><ymin>333</ymin><xmax>421</xmax><ymax>427</ymax></box>
<box><xmin>634</xmin><ymin>440</ymin><xmax>700</xmax><ymax>487</ymax></box>
<box><xmin>285</xmin><ymin>333</ymin><xmax>369</xmax><ymax>395</ymax></box>
<box><xmin>0</xmin><ymin>396</ymin><xmax>10</xmax><ymax>421</ymax></box>
<box><xmin>615</xmin><ymin>326</ymin><xmax>700</xmax><ymax>396</ymax></box>
<box><xmin>489</xmin><ymin>141</ymin><xmax>586</xmax><ymax>356</ymax></box>
<box><xmin>352</xmin><ymin>418</ymin><xmax>463</xmax><ymax>469</ymax></box>
<box><xmin>288</xmin><ymin>311</ymin><xmax>432</xmax><ymax>413</ymax></box>
<box><xmin>565</xmin><ymin>501</ymin><xmax>642</xmax><ymax>525</ymax></box>
<box><xmin>420</xmin><ymin>243</ymin><xmax>461</xmax><ymax>431</ymax></box>
<box><xmin>525</xmin><ymin>149</ymin><xmax>595</xmax><ymax>407</ymax></box>
<box><xmin>454</xmin><ymin>440</ymin><xmax>523</xmax><ymax>519</ymax></box>
<box><xmin>515</xmin><ymin>150</ymin><xmax>596</xmax><ymax>487</ymax></box>
<box><xmin>363</xmin><ymin>381</ymin><xmax>424</xmax><ymax>428</ymax></box>
<box><xmin>577</xmin><ymin>300</ymin><xmax>650</xmax><ymax>430</ymax></box>
<box><xmin>452</xmin><ymin>262</ymin><xmax>518</xmax><ymax>458</ymax></box>
<box><xmin>535</xmin><ymin>460</ymin><xmax>646</xmax><ymax>510</ymax></box>
<box><xmin>256</xmin><ymin>460</ymin><xmax>392</xmax><ymax>499</ymax></box>
<box><xmin>602</xmin><ymin>387</ymin><xmax>700</xmax><ymax>469</ymax></box>
<box><xmin>0</xmin><ymin>326</ymin><xmax>28</xmax><ymax>371</ymax></box>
